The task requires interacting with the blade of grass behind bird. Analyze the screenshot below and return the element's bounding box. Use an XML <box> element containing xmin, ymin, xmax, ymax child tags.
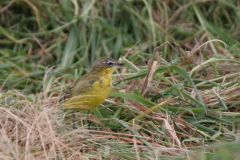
<box><xmin>128</xmin><ymin>97</ymin><xmax>173</xmax><ymax>124</ymax></box>
<box><xmin>60</xmin><ymin>26</ymin><xmax>78</xmax><ymax>68</ymax></box>
<box><xmin>109</xmin><ymin>91</ymin><xmax>156</xmax><ymax>106</ymax></box>
<box><xmin>92</xmin><ymin>108</ymin><xmax>103</xmax><ymax>119</ymax></box>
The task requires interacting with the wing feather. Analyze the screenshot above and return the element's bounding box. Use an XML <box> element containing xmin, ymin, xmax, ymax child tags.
<box><xmin>60</xmin><ymin>72</ymin><xmax>101</xmax><ymax>101</ymax></box>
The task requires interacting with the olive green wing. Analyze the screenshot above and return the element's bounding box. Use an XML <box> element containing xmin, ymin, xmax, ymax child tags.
<box><xmin>61</xmin><ymin>73</ymin><xmax>100</xmax><ymax>100</ymax></box>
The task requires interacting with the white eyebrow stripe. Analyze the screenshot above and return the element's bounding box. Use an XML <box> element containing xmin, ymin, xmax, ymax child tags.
<box><xmin>107</xmin><ymin>61</ymin><xmax>116</xmax><ymax>63</ymax></box>
<box><xmin>102</xmin><ymin>60</ymin><xmax>116</xmax><ymax>64</ymax></box>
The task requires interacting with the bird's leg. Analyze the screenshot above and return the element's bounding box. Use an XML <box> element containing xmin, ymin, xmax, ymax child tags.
<box><xmin>72</xmin><ymin>111</ymin><xmax>76</xmax><ymax>129</ymax></box>
<box><xmin>87</xmin><ymin>110</ymin><xmax>91</xmax><ymax>130</ymax></box>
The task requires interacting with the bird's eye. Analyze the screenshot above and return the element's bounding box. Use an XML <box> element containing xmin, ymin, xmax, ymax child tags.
<box><xmin>107</xmin><ymin>61</ymin><xmax>114</xmax><ymax>66</ymax></box>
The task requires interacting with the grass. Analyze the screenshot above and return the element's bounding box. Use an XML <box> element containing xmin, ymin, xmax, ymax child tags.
<box><xmin>1</xmin><ymin>0</ymin><xmax>240</xmax><ymax>159</ymax></box>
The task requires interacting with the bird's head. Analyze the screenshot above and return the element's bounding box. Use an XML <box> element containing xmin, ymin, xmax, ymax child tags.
<box><xmin>92</xmin><ymin>57</ymin><xmax>124</xmax><ymax>74</ymax></box>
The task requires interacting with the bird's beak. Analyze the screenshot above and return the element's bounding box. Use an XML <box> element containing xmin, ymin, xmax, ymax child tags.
<box><xmin>116</xmin><ymin>62</ymin><xmax>124</xmax><ymax>66</ymax></box>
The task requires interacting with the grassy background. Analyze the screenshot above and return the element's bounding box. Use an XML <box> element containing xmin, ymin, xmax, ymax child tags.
<box><xmin>1</xmin><ymin>0</ymin><xmax>240</xmax><ymax>159</ymax></box>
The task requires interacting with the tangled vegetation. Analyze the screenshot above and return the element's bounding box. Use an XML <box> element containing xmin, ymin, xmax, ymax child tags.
<box><xmin>1</xmin><ymin>0</ymin><xmax>240</xmax><ymax>159</ymax></box>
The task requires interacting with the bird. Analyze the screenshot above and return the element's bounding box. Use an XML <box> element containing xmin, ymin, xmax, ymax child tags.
<box><xmin>60</xmin><ymin>57</ymin><xmax>124</xmax><ymax>128</ymax></box>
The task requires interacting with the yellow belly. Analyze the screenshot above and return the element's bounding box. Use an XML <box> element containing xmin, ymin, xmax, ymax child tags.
<box><xmin>64</xmin><ymin>76</ymin><xmax>112</xmax><ymax>111</ymax></box>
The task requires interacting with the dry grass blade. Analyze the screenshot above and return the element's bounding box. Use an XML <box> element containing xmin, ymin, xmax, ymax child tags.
<box><xmin>142</xmin><ymin>60</ymin><xmax>158</xmax><ymax>96</ymax></box>
<box><xmin>153</xmin><ymin>117</ymin><xmax>181</xmax><ymax>149</ymax></box>
<box><xmin>141</xmin><ymin>46</ymin><xmax>159</xmax><ymax>95</ymax></box>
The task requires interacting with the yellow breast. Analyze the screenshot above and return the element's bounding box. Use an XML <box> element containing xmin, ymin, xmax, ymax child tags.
<box><xmin>64</xmin><ymin>74</ymin><xmax>112</xmax><ymax>111</ymax></box>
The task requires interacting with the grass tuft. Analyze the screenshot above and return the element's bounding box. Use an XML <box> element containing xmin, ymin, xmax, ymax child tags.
<box><xmin>1</xmin><ymin>0</ymin><xmax>240</xmax><ymax>159</ymax></box>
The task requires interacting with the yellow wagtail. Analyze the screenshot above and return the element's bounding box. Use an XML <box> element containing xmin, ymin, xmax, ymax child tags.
<box><xmin>61</xmin><ymin>57</ymin><xmax>124</xmax><ymax>128</ymax></box>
